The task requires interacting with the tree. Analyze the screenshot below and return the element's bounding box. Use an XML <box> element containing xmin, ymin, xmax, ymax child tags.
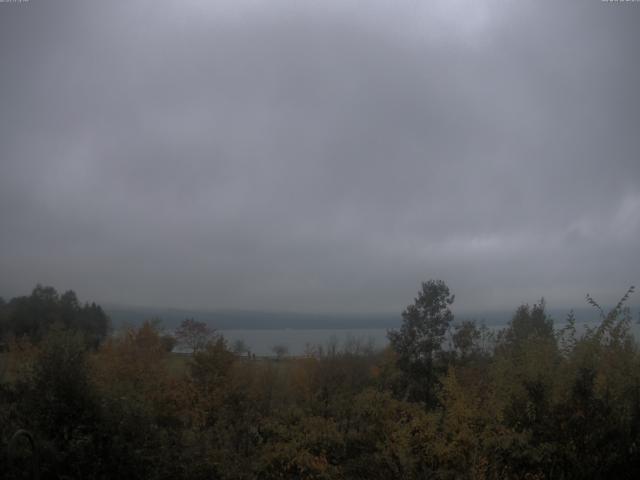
<box><xmin>189</xmin><ymin>337</ymin><xmax>235</xmax><ymax>388</ymax></box>
<box><xmin>388</xmin><ymin>280</ymin><xmax>455</xmax><ymax>404</ymax></box>
<box><xmin>497</xmin><ymin>299</ymin><xmax>554</xmax><ymax>353</ymax></box>
<box><xmin>92</xmin><ymin>321</ymin><xmax>179</xmax><ymax>479</ymax></box>
<box><xmin>271</xmin><ymin>344</ymin><xmax>289</xmax><ymax>360</ymax></box>
<box><xmin>28</xmin><ymin>328</ymin><xmax>97</xmax><ymax>435</ymax></box>
<box><xmin>1</xmin><ymin>285</ymin><xmax>109</xmax><ymax>345</ymax></box>
<box><xmin>452</xmin><ymin>320</ymin><xmax>482</xmax><ymax>361</ymax></box>
<box><xmin>18</xmin><ymin>327</ymin><xmax>103</xmax><ymax>478</ymax></box>
<box><xmin>174</xmin><ymin>318</ymin><xmax>214</xmax><ymax>354</ymax></box>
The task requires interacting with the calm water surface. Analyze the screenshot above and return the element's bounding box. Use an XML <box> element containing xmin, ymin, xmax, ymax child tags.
<box><xmin>219</xmin><ymin>319</ymin><xmax>639</xmax><ymax>357</ymax></box>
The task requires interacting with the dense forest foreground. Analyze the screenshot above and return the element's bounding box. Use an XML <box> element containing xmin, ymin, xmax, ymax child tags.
<box><xmin>1</xmin><ymin>281</ymin><xmax>639</xmax><ymax>479</ymax></box>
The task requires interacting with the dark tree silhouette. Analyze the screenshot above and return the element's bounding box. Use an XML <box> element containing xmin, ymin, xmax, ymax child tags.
<box><xmin>388</xmin><ymin>279</ymin><xmax>454</xmax><ymax>404</ymax></box>
<box><xmin>174</xmin><ymin>318</ymin><xmax>215</xmax><ymax>354</ymax></box>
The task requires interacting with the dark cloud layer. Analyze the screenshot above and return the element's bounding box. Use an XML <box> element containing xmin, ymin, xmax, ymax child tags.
<box><xmin>1</xmin><ymin>0</ymin><xmax>639</xmax><ymax>314</ymax></box>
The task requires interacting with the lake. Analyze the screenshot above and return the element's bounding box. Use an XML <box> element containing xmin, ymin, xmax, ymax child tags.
<box><xmin>218</xmin><ymin>317</ymin><xmax>640</xmax><ymax>357</ymax></box>
<box><xmin>218</xmin><ymin>328</ymin><xmax>390</xmax><ymax>356</ymax></box>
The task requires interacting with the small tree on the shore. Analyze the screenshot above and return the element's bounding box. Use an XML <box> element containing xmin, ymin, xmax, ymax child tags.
<box><xmin>272</xmin><ymin>344</ymin><xmax>289</xmax><ymax>360</ymax></box>
<box><xmin>175</xmin><ymin>318</ymin><xmax>214</xmax><ymax>354</ymax></box>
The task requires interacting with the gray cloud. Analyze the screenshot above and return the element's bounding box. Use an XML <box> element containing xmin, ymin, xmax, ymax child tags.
<box><xmin>1</xmin><ymin>0</ymin><xmax>639</xmax><ymax>314</ymax></box>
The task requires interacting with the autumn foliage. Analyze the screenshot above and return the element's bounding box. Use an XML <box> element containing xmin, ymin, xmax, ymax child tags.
<box><xmin>1</xmin><ymin>283</ymin><xmax>640</xmax><ymax>479</ymax></box>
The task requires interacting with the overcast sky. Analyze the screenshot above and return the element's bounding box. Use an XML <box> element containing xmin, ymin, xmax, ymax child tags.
<box><xmin>1</xmin><ymin>0</ymin><xmax>639</xmax><ymax>314</ymax></box>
